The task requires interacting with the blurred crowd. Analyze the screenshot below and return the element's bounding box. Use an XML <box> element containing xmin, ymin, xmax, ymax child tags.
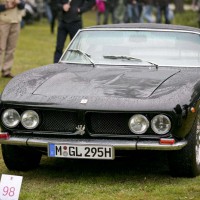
<box><xmin>22</xmin><ymin>0</ymin><xmax>58</xmax><ymax>33</ymax></box>
<box><xmin>23</xmin><ymin>0</ymin><xmax>174</xmax><ymax>29</ymax></box>
<box><xmin>95</xmin><ymin>0</ymin><xmax>174</xmax><ymax>25</ymax></box>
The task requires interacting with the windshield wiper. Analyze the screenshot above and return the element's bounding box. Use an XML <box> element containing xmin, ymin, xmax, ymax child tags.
<box><xmin>103</xmin><ymin>55</ymin><xmax>158</xmax><ymax>69</ymax></box>
<box><xmin>68</xmin><ymin>49</ymin><xmax>95</xmax><ymax>67</ymax></box>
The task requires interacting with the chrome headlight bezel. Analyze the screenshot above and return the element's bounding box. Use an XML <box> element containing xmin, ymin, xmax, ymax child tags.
<box><xmin>21</xmin><ymin>110</ymin><xmax>40</xmax><ymax>130</ymax></box>
<box><xmin>128</xmin><ymin>114</ymin><xmax>150</xmax><ymax>134</ymax></box>
<box><xmin>1</xmin><ymin>109</ymin><xmax>20</xmax><ymax>128</ymax></box>
<box><xmin>151</xmin><ymin>114</ymin><xmax>171</xmax><ymax>135</ymax></box>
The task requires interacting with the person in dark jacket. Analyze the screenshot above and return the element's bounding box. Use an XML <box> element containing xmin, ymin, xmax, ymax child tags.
<box><xmin>103</xmin><ymin>0</ymin><xmax>115</xmax><ymax>24</ymax></box>
<box><xmin>154</xmin><ymin>0</ymin><xmax>170</xmax><ymax>24</ymax></box>
<box><xmin>49</xmin><ymin>0</ymin><xmax>59</xmax><ymax>34</ymax></box>
<box><xmin>54</xmin><ymin>0</ymin><xmax>95</xmax><ymax>63</ymax></box>
<box><xmin>126</xmin><ymin>0</ymin><xmax>140</xmax><ymax>23</ymax></box>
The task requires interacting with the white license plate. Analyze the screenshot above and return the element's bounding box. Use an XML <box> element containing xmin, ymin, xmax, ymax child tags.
<box><xmin>48</xmin><ymin>144</ymin><xmax>115</xmax><ymax>160</ymax></box>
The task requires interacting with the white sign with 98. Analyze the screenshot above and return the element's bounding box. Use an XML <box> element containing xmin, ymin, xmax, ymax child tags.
<box><xmin>0</xmin><ymin>174</ymin><xmax>23</xmax><ymax>200</ymax></box>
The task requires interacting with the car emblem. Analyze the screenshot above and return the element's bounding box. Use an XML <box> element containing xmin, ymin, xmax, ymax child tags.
<box><xmin>80</xmin><ymin>99</ymin><xmax>88</xmax><ymax>104</ymax></box>
<box><xmin>75</xmin><ymin>125</ymin><xmax>85</xmax><ymax>135</ymax></box>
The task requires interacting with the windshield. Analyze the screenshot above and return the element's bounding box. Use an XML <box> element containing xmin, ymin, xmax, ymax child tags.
<box><xmin>61</xmin><ymin>30</ymin><xmax>200</xmax><ymax>67</ymax></box>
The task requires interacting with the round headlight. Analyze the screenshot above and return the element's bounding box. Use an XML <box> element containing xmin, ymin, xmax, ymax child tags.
<box><xmin>128</xmin><ymin>114</ymin><xmax>149</xmax><ymax>134</ymax></box>
<box><xmin>21</xmin><ymin>110</ymin><xmax>39</xmax><ymax>129</ymax></box>
<box><xmin>2</xmin><ymin>109</ymin><xmax>20</xmax><ymax>128</ymax></box>
<box><xmin>151</xmin><ymin>114</ymin><xmax>171</xmax><ymax>135</ymax></box>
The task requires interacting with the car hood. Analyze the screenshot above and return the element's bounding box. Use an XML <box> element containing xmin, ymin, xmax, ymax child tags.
<box><xmin>32</xmin><ymin>65</ymin><xmax>180</xmax><ymax>99</ymax></box>
<box><xmin>3</xmin><ymin>64</ymin><xmax>198</xmax><ymax>111</ymax></box>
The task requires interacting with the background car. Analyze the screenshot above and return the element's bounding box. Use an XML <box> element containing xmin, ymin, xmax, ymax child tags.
<box><xmin>0</xmin><ymin>23</ymin><xmax>200</xmax><ymax>177</ymax></box>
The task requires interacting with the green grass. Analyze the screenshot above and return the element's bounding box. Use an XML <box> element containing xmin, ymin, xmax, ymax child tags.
<box><xmin>0</xmin><ymin>10</ymin><xmax>200</xmax><ymax>200</ymax></box>
<box><xmin>1</xmin><ymin>151</ymin><xmax>200</xmax><ymax>200</ymax></box>
<box><xmin>174</xmin><ymin>10</ymin><xmax>199</xmax><ymax>27</ymax></box>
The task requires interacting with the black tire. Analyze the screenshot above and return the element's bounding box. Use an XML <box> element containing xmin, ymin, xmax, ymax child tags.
<box><xmin>168</xmin><ymin>113</ymin><xmax>200</xmax><ymax>177</ymax></box>
<box><xmin>1</xmin><ymin>144</ymin><xmax>42</xmax><ymax>171</ymax></box>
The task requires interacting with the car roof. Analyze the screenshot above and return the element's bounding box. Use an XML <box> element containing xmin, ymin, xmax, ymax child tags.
<box><xmin>86</xmin><ymin>23</ymin><xmax>200</xmax><ymax>33</ymax></box>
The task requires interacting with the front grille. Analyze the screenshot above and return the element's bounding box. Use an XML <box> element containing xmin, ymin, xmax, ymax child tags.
<box><xmin>1</xmin><ymin>105</ymin><xmax>171</xmax><ymax>138</ymax></box>
<box><xmin>38</xmin><ymin>110</ymin><xmax>79</xmax><ymax>132</ymax></box>
<box><xmin>86</xmin><ymin>112</ymin><xmax>133</xmax><ymax>135</ymax></box>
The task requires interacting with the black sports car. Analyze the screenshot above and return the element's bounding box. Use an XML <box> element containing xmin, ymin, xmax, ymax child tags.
<box><xmin>1</xmin><ymin>23</ymin><xmax>200</xmax><ymax>177</ymax></box>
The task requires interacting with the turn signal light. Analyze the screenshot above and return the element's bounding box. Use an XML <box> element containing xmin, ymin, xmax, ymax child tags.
<box><xmin>0</xmin><ymin>132</ymin><xmax>10</xmax><ymax>139</ymax></box>
<box><xmin>191</xmin><ymin>107</ymin><xmax>196</xmax><ymax>113</ymax></box>
<box><xmin>160</xmin><ymin>138</ymin><xmax>175</xmax><ymax>145</ymax></box>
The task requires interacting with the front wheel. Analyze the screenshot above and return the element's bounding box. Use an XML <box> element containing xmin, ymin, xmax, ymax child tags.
<box><xmin>168</xmin><ymin>113</ymin><xmax>200</xmax><ymax>177</ymax></box>
<box><xmin>1</xmin><ymin>144</ymin><xmax>42</xmax><ymax>171</ymax></box>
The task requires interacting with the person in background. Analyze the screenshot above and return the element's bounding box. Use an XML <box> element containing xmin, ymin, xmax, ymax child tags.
<box><xmin>0</xmin><ymin>2</ymin><xmax>14</xmax><ymax>11</ymax></box>
<box><xmin>54</xmin><ymin>0</ymin><xmax>95</xmax><ymax>63</ymax></box>
<box><xmin>44</xmin><ymin>0</ymin><xmax>52</xmax><ymax>24</ymax></box>
<box><xmin>192</xmin><ymin>0</ymin><xmax>200</xmax><ymax>27</ymax></box>
<box><xmin>103</xmin><ymin>0</ymin><xmax>115</xmax><ymax>24</ymax></box>
<box><xmin>49</xmin><ymin>0</ymin><xmax>59</xmax><ymax>34</ymax></box>
<box><xmin>22</xmin><ymin>0</ymin><xmax>38</xmax><ymax>25</ymax></box>
<box><xmin>0</xmin><ymin>0</ymin><xmax>25</xmax><ymax>78</ymax></box>
<box><xmin>126</xmin><ymin>0</ymin><xmax>140</xmax><ymax>23</ymax></box>
<box><xmin>155</xmin><ymin>0</ymin><xmax>170</xmax><ymax>24</ymax></box>
<box><xmin>192</xmin><ymin>0</ymin><xmax>200</xmax><ymax>10</ymax></box>
<box><xmin>140</xmin><ymin>0</ymin><xmax>155</xmax><ymax>23</ymax></box>
<box><xmin>95</xmin><ymin>0</ymin><xmax>106</xmax><ymax>25</ymax></box>
<box><xmin>114</xmin><ymin>0</ymin><xmax>126</xmax><ymax>23</ymax></box>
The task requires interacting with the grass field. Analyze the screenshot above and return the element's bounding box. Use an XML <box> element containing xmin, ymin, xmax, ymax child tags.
<box><xmin>0</xmin><ymin>10</ymin><xmax>200</xmax><ymax>200</ymax></box>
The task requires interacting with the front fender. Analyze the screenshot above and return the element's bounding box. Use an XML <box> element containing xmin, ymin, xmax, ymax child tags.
<box><xmin>174</xmin><ymin>101</ymin><xmax>200</xmax><ymax>139</ymax></box>
<box><xmin>178</xmin><ymin>80</ymin><xmax>200</xmax><ymax>139</ymax></box>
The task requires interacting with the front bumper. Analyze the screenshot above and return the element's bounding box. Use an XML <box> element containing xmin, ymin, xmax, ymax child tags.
<box><xmin>0</xmin><ymin>135</ymin><xmax>187</xmax><ymax>151</ymax></box>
